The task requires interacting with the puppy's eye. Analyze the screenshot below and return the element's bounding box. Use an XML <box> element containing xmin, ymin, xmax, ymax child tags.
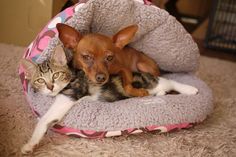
<box><xmin>36</xmin><ymin>78</ymin><xmax>45</xmax><ymax>84</ymax></box>
<box><xmin>82</xmin><ymin>55</ymin><xmax>92</xmax><ymax>61</ymax></box>
<box><xmin>53</xmin><ymin>72</ymin><xmax>60</xmax><ymax>80</ymax></box>
<box><xmin>106</xmin><ymin>55</ymin><xmax>114</xmax><ymax>61</ymax></box>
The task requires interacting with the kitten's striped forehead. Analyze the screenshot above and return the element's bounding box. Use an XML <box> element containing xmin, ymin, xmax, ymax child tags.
<box><xmin>38</xmin><ymin>61</ymin><xmax>53</xmax><ymax>73</ymax></box>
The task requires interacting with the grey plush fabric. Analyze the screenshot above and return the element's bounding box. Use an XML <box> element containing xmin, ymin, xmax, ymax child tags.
<box><xmin>38</xmin><ymin>0</ymin><xmax>199</xmax><ymax>72</ymax></box>
<box><xmin>30</xmin><ymin>0</ymin><xmax>212</xmax><ymax>131</ymax></box>
<box><xmin>28</xmin><ymin>73</ymin><xmax>213</xmax><ymax>131</ymax></box>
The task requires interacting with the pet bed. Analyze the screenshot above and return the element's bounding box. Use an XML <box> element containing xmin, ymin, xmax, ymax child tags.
<box><xmin>19</xmin><ymin>0</ymin><xmax>213</xmax><ymax>138</ymax></box>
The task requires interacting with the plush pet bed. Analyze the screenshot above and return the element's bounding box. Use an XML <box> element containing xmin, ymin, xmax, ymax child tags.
<box><xmin>19</xmin><ymin>0</ymin><xmax>213</xmax><ymax>138</ymax></box>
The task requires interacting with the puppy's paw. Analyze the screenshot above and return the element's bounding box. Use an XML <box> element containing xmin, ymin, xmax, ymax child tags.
<box><xmin>21</xmin><ymin>143</ymin><xmax>34</xmax><ymax>154</ymax></box>
<box><xmin>125</xmin><ymin>86</ymin><xmax>149</xmax><ymax>97</ymax></box>
<box><xmin>138</xmin><ymin>88</ymin><xmax>149</xmax><ymax>97</ymax></box>
<box><xmin>182</xmin><ymin>85</ymin><xmax>198</xmax><ymax>95</ymax></box>
<box><xmin>130</xmin><ymin>88</ymin><xmax>149</xmax><ymax>97</ymax></box>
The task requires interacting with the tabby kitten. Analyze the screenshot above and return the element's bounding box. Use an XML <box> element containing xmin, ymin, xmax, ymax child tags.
<box><xmin>22</xmin><ymin>46</ymin><xmax>72</xmax><ymax>97</ymax></box>
<box><xmin>20</xmin><ymin>46</ymin><xmax>89</xmax><ymax>154</ymax></box>
<box><xmin>21</xmin><ymin>45</ymin><xmax>198</xmax><ymax>154</ymax></box>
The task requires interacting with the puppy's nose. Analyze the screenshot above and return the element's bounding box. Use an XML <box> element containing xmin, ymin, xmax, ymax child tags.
<box><xmin>96</xmin><ymin>73</ymin><xmax>106</xmax><ymax>83</ymax></box>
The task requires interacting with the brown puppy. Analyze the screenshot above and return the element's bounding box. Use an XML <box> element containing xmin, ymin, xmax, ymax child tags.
<box><xmin>56</xmin><ymin>23</ymin><xmax>159</xmax><ymax>97</ymax></box>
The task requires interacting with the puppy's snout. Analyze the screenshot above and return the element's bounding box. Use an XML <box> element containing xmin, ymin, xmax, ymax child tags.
<box><xmin>96</xmin><ymin>73</ymin><xmax>107</xmax><ymax>83</ymax></box>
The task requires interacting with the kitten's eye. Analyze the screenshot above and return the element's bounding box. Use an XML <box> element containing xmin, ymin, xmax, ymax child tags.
<box><xmin>36</xmin><ymin>78</ymin><xmax>45</xmax><ymax>84</ymax></box>
<box><xmin>53</xmin><ymin>72</ymin><xmax>60</xmax><ymax>80</ymax></box>
<box><xmin>106</xmin><ymin>55</ymin><xmax>114</xmax><ymax>62</ymax></box>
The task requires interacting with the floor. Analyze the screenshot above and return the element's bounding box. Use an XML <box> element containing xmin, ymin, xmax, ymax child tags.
<box><xmin>196</xmin><ymin>39</ymin><xmax>236</xmax><ymax>62</ymax></box>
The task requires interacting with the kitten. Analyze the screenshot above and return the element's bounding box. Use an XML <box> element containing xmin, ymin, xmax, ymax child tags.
<box><xmin>21</xmin><ymin>45</ymin><xmax>198</xmax><ymax>154</ymax></box>
<box><xmin>22</xmin><ymin>50</ymin><xmax>72</xmax><ymax>96</ymax></box>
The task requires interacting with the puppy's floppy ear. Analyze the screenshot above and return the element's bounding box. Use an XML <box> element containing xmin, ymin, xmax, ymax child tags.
<box><xmin>51</xmin><ymin>45</ymin><xmax>67</xmax><ymax>66</ymax></box>
<box><xmin>112</xmin><ymin>25</ymin><xmax>138</xmax><ymax>49</ymax></box>
<box><xmin>56</xmin><ymin>23</ymin><xmax>81</xmax><ymax>49</ymax></box>
<box><xmin>21</xmin><ymin>59</ymin><xmax>37</xmax><ymax>79</ymax></box>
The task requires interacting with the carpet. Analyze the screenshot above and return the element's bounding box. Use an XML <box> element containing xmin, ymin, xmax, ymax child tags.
<box><xmin>0</xmin><ymin>43</ymin><xmax>235</xmax><ymax>157</ymax></box>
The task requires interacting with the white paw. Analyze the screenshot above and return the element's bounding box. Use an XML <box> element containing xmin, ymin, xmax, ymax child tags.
<box><xmin>156</xmin><ymin>91</ymin><xmax>166</xmax><ymax>95</ymax></box>
<box><xmin>181</xmin><ymin>85</ymin><xmax>198</xmax><ymax>95</ymax></box>
<box><xmin>21</xmin><ymin>143</ymin><xmax>34</xmax><ymax>154</ymax></box>
<box><xmin>78</xmin><ymin>95</ymin><xmax>96</xmax><ymax>102</ymax></box>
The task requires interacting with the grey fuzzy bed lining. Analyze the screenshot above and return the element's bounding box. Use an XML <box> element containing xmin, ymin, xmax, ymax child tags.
<box><xmin>29</xmin><ymin>0</ymin><xmax>213</xmax><ymax>131</ymax></box>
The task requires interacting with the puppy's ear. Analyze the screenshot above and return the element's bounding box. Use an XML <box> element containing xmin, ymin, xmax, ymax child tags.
<box><xmin>51</xmin><ymin>45</ymin><xmax>67</xmax><ymax>66</ymax></box>
<box><xmin>21</xmin><ymin>59</ymin><xmax>37</xmax><ymax>79</ymax></box>
<box><xmin>56</xmin><ymin>23</ymin><xmax>81</xmax><ymax>49</ymax></box>
<box><xmin>112</xmin><ymin>25</ymin><xmax>138</xmax><ymax>49</ymax></box>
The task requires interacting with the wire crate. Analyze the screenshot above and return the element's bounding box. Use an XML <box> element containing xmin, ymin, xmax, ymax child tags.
<box><xmin>205</xmin><ymin>0</ymin><xmax>236</xmax><ymax>52</ymax></box>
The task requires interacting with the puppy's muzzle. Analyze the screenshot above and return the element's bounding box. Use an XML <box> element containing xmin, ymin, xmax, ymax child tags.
<box><xmin>95</xmin><ymin>73</ymin><xmax>107</xmax><ymax>83</ymax></box>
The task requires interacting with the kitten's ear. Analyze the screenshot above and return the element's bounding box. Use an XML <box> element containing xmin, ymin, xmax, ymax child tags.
<box><xmin>21</xmin><ymin>59</ymin><xmax>37</xmax><ymax>79</ymax></box>
<box><xmin>51</xmin><ymin>45</ymin><xmax>67</xmax><ymax>66</ymax></box>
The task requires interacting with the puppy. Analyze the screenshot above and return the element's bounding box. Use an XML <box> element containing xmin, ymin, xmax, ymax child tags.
<box><xmin>56</xmin><ymin>23</ymin><xmax>160</xmax><ymax>97</ymax></box>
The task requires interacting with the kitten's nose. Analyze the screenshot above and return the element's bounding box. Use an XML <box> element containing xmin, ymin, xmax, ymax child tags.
<box><xmin>96</xmin><ymin>73</ymin><xmax>106</xmax><ymax>83</ymax></box>
<box><xmin>47</xmin><ymin>84</ymin><xmax>54</xmax><ymax>91</ymax></box>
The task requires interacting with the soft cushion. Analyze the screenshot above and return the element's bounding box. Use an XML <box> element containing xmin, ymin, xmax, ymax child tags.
<box><xmin>19</xmin><ymin>0</ymin><xmax>213</xmax><ymax>138</ymax></box>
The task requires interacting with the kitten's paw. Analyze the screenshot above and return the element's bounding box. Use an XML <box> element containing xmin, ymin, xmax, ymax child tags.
<box><xmin>182</xmin><ymin>85</ymin><xmax>198</xmax><ymax>95</ymax></box>
<box><xmin>156</xmin><ymin>91</ymin><xmax>166</xmax><ymax>95</ymax></box>
<box><xmin>21</xmin><ymin>143</ymin><xmax>34</xmax><ymax>154</ymax></box>
<box><xmin>79</xmin><ymin>96</ymin><xmax>96</xmax><ymax>102</ymax></box>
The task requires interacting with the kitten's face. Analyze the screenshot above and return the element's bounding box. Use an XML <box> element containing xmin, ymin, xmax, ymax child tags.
<box><xmin>30</xmin><ymin>62</ymin><xmax>72</xmax><ymax>96</ymax></box>
<box><xmin>21</xmin><ymin>45</ymin><xmax>72</xmax><ymax>96</ymax></box>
